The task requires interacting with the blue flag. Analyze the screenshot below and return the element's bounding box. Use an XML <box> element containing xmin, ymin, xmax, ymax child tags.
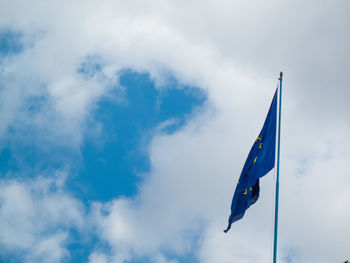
<box><xmin>224</xmin><ymin>90</ymin><xmax>277</xmax><ymax>233</ymax></box>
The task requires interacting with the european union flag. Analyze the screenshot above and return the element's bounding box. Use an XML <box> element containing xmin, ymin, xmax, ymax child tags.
<box><xmin>224</xmin><ymin>90</ymin><xmax>277</xmax><ymax>233</ymax></box>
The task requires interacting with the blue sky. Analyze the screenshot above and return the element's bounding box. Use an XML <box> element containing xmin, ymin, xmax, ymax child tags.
<box><xmin>0</xmin><ymin>2</ymin><xmax>350</xmax><ymax>263</ymax></box>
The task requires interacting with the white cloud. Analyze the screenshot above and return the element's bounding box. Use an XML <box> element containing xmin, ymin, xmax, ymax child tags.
<box><xmin>0</xmin><ymin>0</ymin><xmax>349</xmax><ymax>262</ymax></box>
<box><xmin>279</xmin><ymin>141</ymin><xmax>350</xmax><ymax>262</ymax></box>
<box><xmin>89</xmin><ymin>252</ymin><xmax>109</xmax><ymax>263</ymax></box>
<box><xmin>29</xmin><ymin>233</ymin><xmax>69</xmax><ymax>263</ymax></box>
<box><xmin>92</xmin><ymin>107</ymin><xmax>350</xmax><ymax>262</ymax></box>
<box><xmin>0</xmin><ymin>172</ymin><xmax>85</xmax><ymax>262</ymax></box>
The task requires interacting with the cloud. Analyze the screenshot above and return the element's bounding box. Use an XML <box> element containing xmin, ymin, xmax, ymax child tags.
<box><xmin>279</xmin><ymin>138</ymin><xmax>350</xmax><ymax>262</ymax></box>
<box><xmin>2</xmin><ymin>0</ymin><xmax>347</xmax><ymax>150</ymax></box>
<box><xmin>29</xmin><ymin>233</ymin><xmax>69</xmax><ymax>263</ymax></box>
<box><xmin>92</xmin><ymin>102</ymin><xmax>349</xmax><ymax>263</ymax></box>
<box><xmin>0</xmin><ymin>171</ymin><xmax>85</xmax><ymax>262</ymax></box>
<box><xmin>0</xmin><ymin>0</ymin><xmax>349</xmax><ymax>262</ymax></box>
<box><xmin>89</xmin><ymin>252</ymin><xmax>109</xmax><ymax>263</ymax></box>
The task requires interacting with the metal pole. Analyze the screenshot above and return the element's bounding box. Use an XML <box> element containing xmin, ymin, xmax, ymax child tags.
<box><xmin>273</xmin><ymin>72</ymin><xmax>283</xmax><ymax>263</ymax></box>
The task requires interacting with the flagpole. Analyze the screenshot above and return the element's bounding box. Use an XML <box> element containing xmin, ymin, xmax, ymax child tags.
<box><xmin>273</xmin><ymin>72</ymin><xmax>283</xmax><ymax>263</ymax></box>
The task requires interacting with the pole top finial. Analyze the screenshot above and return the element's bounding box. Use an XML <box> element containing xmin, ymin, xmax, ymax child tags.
<box><xmin>279</xmin><ymin>72</ymin><xmax>283</xmax><ymax>80</ymax></box>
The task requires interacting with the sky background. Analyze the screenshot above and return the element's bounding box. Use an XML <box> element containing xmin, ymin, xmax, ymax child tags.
<box><xmin>0</xmin><ymin>0</ymin><xmax>349</xmax><ymax>262</ymax></box>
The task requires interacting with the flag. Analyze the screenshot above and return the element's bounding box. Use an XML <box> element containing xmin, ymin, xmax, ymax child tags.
<box><xmin>224</xmin><ymin>90</ymin><xmax>278</xmax><ymax>233</ymax></box>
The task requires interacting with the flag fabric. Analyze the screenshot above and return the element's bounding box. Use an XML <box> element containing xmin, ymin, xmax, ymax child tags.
<box><xmin>224</xmin><ymin>90</ymin><xmax>278</xmax><ymax>233</ymax></box>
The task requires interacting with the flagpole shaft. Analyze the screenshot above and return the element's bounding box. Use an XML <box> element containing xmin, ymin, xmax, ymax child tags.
<box><xmin>273</xmin><ymin>72</ymin><xmax>283</xmax><ymax>263</ymax></box>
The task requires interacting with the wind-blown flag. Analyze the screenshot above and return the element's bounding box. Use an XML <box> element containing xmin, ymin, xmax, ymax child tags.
<box><xmin>224</xmin><ymin>90</ymin><xmax>277</xmax><ymax>233</ymax></box>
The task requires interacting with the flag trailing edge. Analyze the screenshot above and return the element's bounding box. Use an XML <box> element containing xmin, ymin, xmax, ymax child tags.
<box><xmin>224</xmin><ymin>89</ymin><xmax>278</xmax><ymax>233</ymax></box>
